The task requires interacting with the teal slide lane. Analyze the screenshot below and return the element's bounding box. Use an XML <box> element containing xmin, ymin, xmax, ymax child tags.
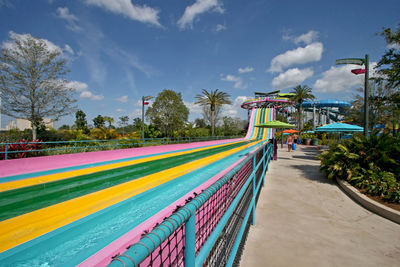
<box><xmin>0</xmin><ymin>141</ymin><xmax>266</xmax><ymax>266</ymax></box>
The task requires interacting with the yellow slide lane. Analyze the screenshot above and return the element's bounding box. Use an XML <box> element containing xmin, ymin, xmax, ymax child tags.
<box><xmin>0</xmin><ymin>141</ymin><xmax>244</xmax><ymax>192</ymax></box>
<box><xmin>251</xmin><ymin>108</ymin><xmax>261</xmax><ymax>140</ymax></box>
<box><xmin>0</xmin><ymin>140</ymin><xmax>260</xmax><ymax>252</ymax></box>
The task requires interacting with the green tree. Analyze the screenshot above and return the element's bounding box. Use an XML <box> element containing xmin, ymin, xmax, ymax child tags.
<box><xmin>132</xmin><ymin>117</ymin><xmax>143</xmax><ymax>132</ymax></box>
<box><xmin>194</xmin><ymin>118</ymin><xmax>207</xmax><ymax>128</ymax></box>
<box><xmin>0</xmin><ymin>33</ymin><xmax>77</xmax><ymax>140</ymax></box>
<box><xmin>58</xmin><ymin>124</ymin><xmax>70</xmax><ymax>130</ymax></box>
<box><xmin>376</xmin><ymin>24</ymin><xmax>400</xmax><ymax>89</ymax></box>
<box><xmin>103</xmin><ymin>116</ymin><xmax>114</xmax><ymax>129</ymax></box>
<box><xmin>146</xmin><ymin>89</ymin><xmax>189</xmax><ymax>137</ymax></box>
<box><xmin>118</xmin><ymin>115</ymin><xmax>129</xmax><ymax>135</ymax></box>
<box><xmin>290</xmin><ymin>85</ymin><xmax>315</xmax><ymax>130</ymax></box>
<box><xmin>221</xmin><ymin>116</ymin><xmax>246</xmax><ymax>136</ymax></box>
<box><xmin>75</xmin><ymin>109</ymin><xmax>88</xmax><ymax>133</ymax></box>
<box><xmin>195</xmin><ymin>89</ymin><xmax>232</xmax><ymax>136</ymax></box>
<box><xmin>93</xmin><ymin>115</ymin><xmax>105</xmax><ymax>128</ymax></box>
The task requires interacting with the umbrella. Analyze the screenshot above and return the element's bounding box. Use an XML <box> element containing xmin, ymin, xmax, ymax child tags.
<box><xmin>283</xmin><ymin>129</ymin><xmax>299</xmax><ymax>133</ymax></box>
<box><xmin>255</xmin><ymin>120</ymin><xmax>296</xmax><ymax>129</ymax></box>
<box><xmin>316</xmin><ymin>122</ymin><xmax>363</xmax><ymax>132</ymax></box>
<box><xmin>302</xmin><ymin>130</ymin><xmax>315</xmax><ymax>134</ymax></box>
<box><xmin>255</xmin><ymin>120</ymin><xmax>296</xmax><ymax>159</ymax></box>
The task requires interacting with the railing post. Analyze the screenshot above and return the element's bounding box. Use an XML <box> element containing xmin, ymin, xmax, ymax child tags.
<box><xmin>5</xmin><ymin>144</ymin><xmax>8</xmax><ymax>160</ymax></box>
<box><xmin>115</xmin><ymin>140</ymin><xmax>119</xmax><ymax>150</ymax></box>
<box><xmin>252</xmin><ymin>154</ymin><xmax>256</xmax><ymax>225</ymax></box>
<box><xmin>184</xmin><ymin>213</ymin><xmax>196</xmax><ymax>267</ymax></box>
<box><xmin>74</xmin><ymin>142</ymin><xmax>77</xmax><ymax>153</ymax></box>
<box><xmin>262</xmin><ymin>145</ymin><xmax>266</xmax><ymax>187</ymax></box>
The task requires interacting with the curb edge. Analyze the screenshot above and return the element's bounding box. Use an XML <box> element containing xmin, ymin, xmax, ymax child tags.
<box><xmin>336</xmin><ymin>178</ymin><xmax>400</xmax><ymax>225</ymax></box>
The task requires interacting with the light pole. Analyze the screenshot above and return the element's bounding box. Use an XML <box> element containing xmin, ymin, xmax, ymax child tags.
<box><xmin>142</xmin><ymin>95</ymin><xmax>153</xmax><ymax>143</ymax></box>
<box><xmin>336</xmin><ymin>55</ymin><xmax>369</xmax><ymax>137</ymax></box>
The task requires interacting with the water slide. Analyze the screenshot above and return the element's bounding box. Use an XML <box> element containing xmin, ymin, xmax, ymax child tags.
<box><xmin>0</xmin><ymin>108</ymin><xmax>274</xmax><ymax>266</ymax></box>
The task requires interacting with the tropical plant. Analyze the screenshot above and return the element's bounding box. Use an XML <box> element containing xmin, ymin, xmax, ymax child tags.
<box><xmin>118</xmin><ymin>116</ymin><xmax>129</xmax><ymax>136</ymax></box>
<box><xmin>195</xmin><ymin>89</ymin><xmax>232</xmax><ymax>136</ymax></box>
<box><xmin>0</xmin><ymin>139</ymin><xmax>43</xmax><ymax>160</ymax></box>
<box><xmin>290</xmin><ymin>85</ymin><xmax>315</xmax><ymax>130</ymax></box>
<box><xmin>103</xmin><ymin>116</ymin><xmax>114</xmax><ymax>129</ymax></box>
<box><xmin>93</xmin><ymin>115</ymin><xmax>105</xmax><ymax>129</ymax></box>
<box><xmin>319</xmin><ymin>133</ymin><xmax>400</xmax><ymax>203</ymax></box>
<box><xmin>0</xmin><ymin>33</ymin><xmax>77</xmax><ymax>140</ymax></box>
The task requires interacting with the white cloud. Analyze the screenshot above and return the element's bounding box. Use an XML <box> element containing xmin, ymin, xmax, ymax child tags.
<box><xmin>388</xmin><ymin>43</ymin><xmax>400</xmax><ymax>51</ymax></box>
<box><xmin>314</xmin><ymin>65</ymin><xmax>363</xmax><ymax>93</ymax></box>
<box><xmin>64</xmin><ymin>44</ymin><xmax>74</xmax><ymax>55</ymax></box>
<box><xmin>272</xmin><ymin>68</ymin><xmax>314</xmax><ymax>90</ymax></box>
<box><xmin>116</xmin><ymin>95</ymin><xmax>128</xmax><ymax>103</ymax></box>
<box><xmin>216</xmin><ymin>24</ymin><xmax>226</xmax><ymax>32</ymax></box>
<box><xmin>222</xmin><ymin>96</ymin><xmax>249</xmax><ymax>117</ymax></box>
<box><xmin>294</xmin><ymin>30</ymin><xmax>319</xmax><ymax>45</ymax></box>
<box><xmin>185</xmin><ymin>101</ymin><xmax>203</xmax><ymax>115</ymax></box>
<box><xmin>221</xmin><ymin>74</ymin><xmax>245</xmax><ymax>89</ymax></box>
<box><xmin>2</xmin><ymin>31</ymin><xmax>61</xmax><ymax>54</ymax></box>
<box><xmin>85</xmin><ymin>0</ymin><xmax>161</xmax><ymax>27</ymax></box>
<box><xmin>314</xmin><ymin>62</ymin><xmax>378</xmax><ymax>93</ymax></box>
<box><xmin>66</xmin><ymin>80</ymin><xmax>104</xmax><ymax>101</ymax></box>
<box><xmin>2</xmin><ymin>31</ymin><xmax>75</xmax><ymax>60</ymax></box>
<box><xmin>178</xmin><ymin>0</ymin><xmax>224</xmax><ymax>29</ymax></box>
<box><xmin>268</xmin><ymin>42</ymin><xmax>323</xmax><ymax>73</ymax></box>
<box><xmin>238</xmin><ymin>66</ymin><xmax>254</xmax><ymax>74</ymax></box>
<box><xmin>56</xmin><ymin>7</ymin><xmax>82</xmax><ymax>32</ymax></box>
<box><xmin>116</xmin><ymin>108</ymin><xmax>125</xmax><ymax>112</ymax></box>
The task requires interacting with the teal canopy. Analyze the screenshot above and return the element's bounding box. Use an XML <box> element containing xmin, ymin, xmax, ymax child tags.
<box><xmin>316</xmin><ymin>122</ymin><xmax>363</xmax><ymax>132</ymax></box>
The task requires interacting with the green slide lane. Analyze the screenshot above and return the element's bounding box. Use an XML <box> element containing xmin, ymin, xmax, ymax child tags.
<box><xmin>0</xmin><ymin>141</ymin><xmax>251</xmax><ymax>221</ymax></box>
<box><xmin>257</xmin><ymin>108</ymin><xmax>266</xmax><ymax>139</ymax></box>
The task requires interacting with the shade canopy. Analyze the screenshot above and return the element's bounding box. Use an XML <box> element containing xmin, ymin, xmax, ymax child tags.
<box><xmin>302</xmin><ymin>130</ymin><xmax>315</xmax><ymax>134</ymax></box>
<box><xmin>283</xmin><ymin>129</ymin><xmax>299</xmax><ymax>133</ymax></box>
<box><xmin>316</xmin><ymin>122</ymin><xmax>363</xmax><ymax>132</ymax></box>
<box><xmin>255</xmin><ymin>120</ymin><xmax>296</xmax><ymax>129</ymax></box>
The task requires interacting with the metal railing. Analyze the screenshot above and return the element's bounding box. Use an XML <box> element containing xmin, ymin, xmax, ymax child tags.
<box><xmin>108</xmin><ymin>141</ymin><xmax>273</xmax><ymax>267</ymax></box>
<box><xmin>0</xmin><ymin>136</ymin><xmax>241</xmax><ymax>160</ymax></box>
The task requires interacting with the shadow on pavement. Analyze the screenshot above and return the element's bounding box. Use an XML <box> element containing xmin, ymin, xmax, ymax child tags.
<box><xmin>290</xmin><ymin>163</ymin><xmax>335</xmax><ymax>185</ymax></box>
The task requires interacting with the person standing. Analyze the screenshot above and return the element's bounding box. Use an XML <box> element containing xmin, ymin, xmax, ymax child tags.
<box><xmin>293</xmin><ymin>133</ymin><xmax>298</xmax><ymax>144</ymax></box>
<box><xmin>287</xmin><ymin>135</ymin><xmax>293</xmax><ymax>152</ymax></box>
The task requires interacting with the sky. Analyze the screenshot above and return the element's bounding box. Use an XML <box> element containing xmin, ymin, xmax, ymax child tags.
<box><xmin>0</xmin><ymin>0</ymin><xmax>399</xmax><ymax>128</ymax></box>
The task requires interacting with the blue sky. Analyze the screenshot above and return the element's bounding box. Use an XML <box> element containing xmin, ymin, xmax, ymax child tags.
<box><xmin>0</xmin><ymin>0</ymin><xmax>399</xmax><ymax>128</ymax></box>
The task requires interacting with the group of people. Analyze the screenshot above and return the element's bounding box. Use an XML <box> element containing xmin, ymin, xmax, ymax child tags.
<box><xmin>286</xmin><ymin>133</ymin><xmax>298</xmax><ymax>152</ymax></box>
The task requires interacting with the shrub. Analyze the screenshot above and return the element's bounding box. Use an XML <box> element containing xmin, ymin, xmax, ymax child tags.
<box><xmin>319</xmin><ymin>133</ymin><xmax>400</xmax><ymax>203</ymax></box>
<box><xmin>0</xmin><ymin>139</ymin><xmax>43</xmax><ymax>159</ymax></box>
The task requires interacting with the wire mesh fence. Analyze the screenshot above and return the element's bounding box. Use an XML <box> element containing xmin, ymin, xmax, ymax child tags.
<box><xmin>109</xmin><ymin>141</ymin><xmax>272</xmax><ymax>267</ymax></box>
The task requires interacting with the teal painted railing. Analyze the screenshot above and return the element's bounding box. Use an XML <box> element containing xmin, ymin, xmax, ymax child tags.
<box><xmin>0</xmin><ymin>136</ymin><xmax>241</xmax><ymax>160</ymax></box>
<box><xmin>108</xmin><ymin>141</ymin><xmax>273</xmax><ymax>267</ymax></box>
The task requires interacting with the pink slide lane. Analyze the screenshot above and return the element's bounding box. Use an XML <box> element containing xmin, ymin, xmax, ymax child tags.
<box><xmin>78</xmin><ymin>141</ymin><xmax>265</xmax><ymax>267</ymax></box>
<box><xmin>0</xmin><ymin>139</ymin><xmax>243</xmax><ymax>178</ymax></box>
<box><xmin>244</xmin><ymin>108</ymin><xmax>255</xmax><ymax>139</ymax></box>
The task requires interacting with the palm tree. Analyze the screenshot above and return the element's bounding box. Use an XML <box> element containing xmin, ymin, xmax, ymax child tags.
<box><xmin>103</xmin><ymin>116</ymin><xmax>114</xmax><ymax>129</ymax></box>
<box><xmin>195</xmin><ymin>89</ymin><xmax>232</xmax><ymax>136</ymax></box>
<box><xmin>290</xmin><ymin>85</ymin><xmax>315</xmax><ymax>130</ymax></box>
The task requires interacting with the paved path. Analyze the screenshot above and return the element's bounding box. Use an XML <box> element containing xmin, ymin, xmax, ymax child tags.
<box><xmin>240</xmin><ymin>145</ymin><xmax>400</xmax><ymax>267</ymax></box>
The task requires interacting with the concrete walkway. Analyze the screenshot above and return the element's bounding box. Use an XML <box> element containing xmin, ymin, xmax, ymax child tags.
<box><xmin>240</xmin><ymin>145</ymin><xmax>400</xmax><ymax>267</ymax></box>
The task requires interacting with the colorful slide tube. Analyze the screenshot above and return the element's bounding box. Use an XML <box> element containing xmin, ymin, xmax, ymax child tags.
<box><xmin>0</xmin><ymin>108</ymin><xmax>274</xmax><ymax>266</ymax></box>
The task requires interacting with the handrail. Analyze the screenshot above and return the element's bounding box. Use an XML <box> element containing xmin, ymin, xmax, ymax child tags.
<box><xmin>108</xmin><ymin>141</ymin><xmax>272</xmax><ymax>267</ymax></box>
